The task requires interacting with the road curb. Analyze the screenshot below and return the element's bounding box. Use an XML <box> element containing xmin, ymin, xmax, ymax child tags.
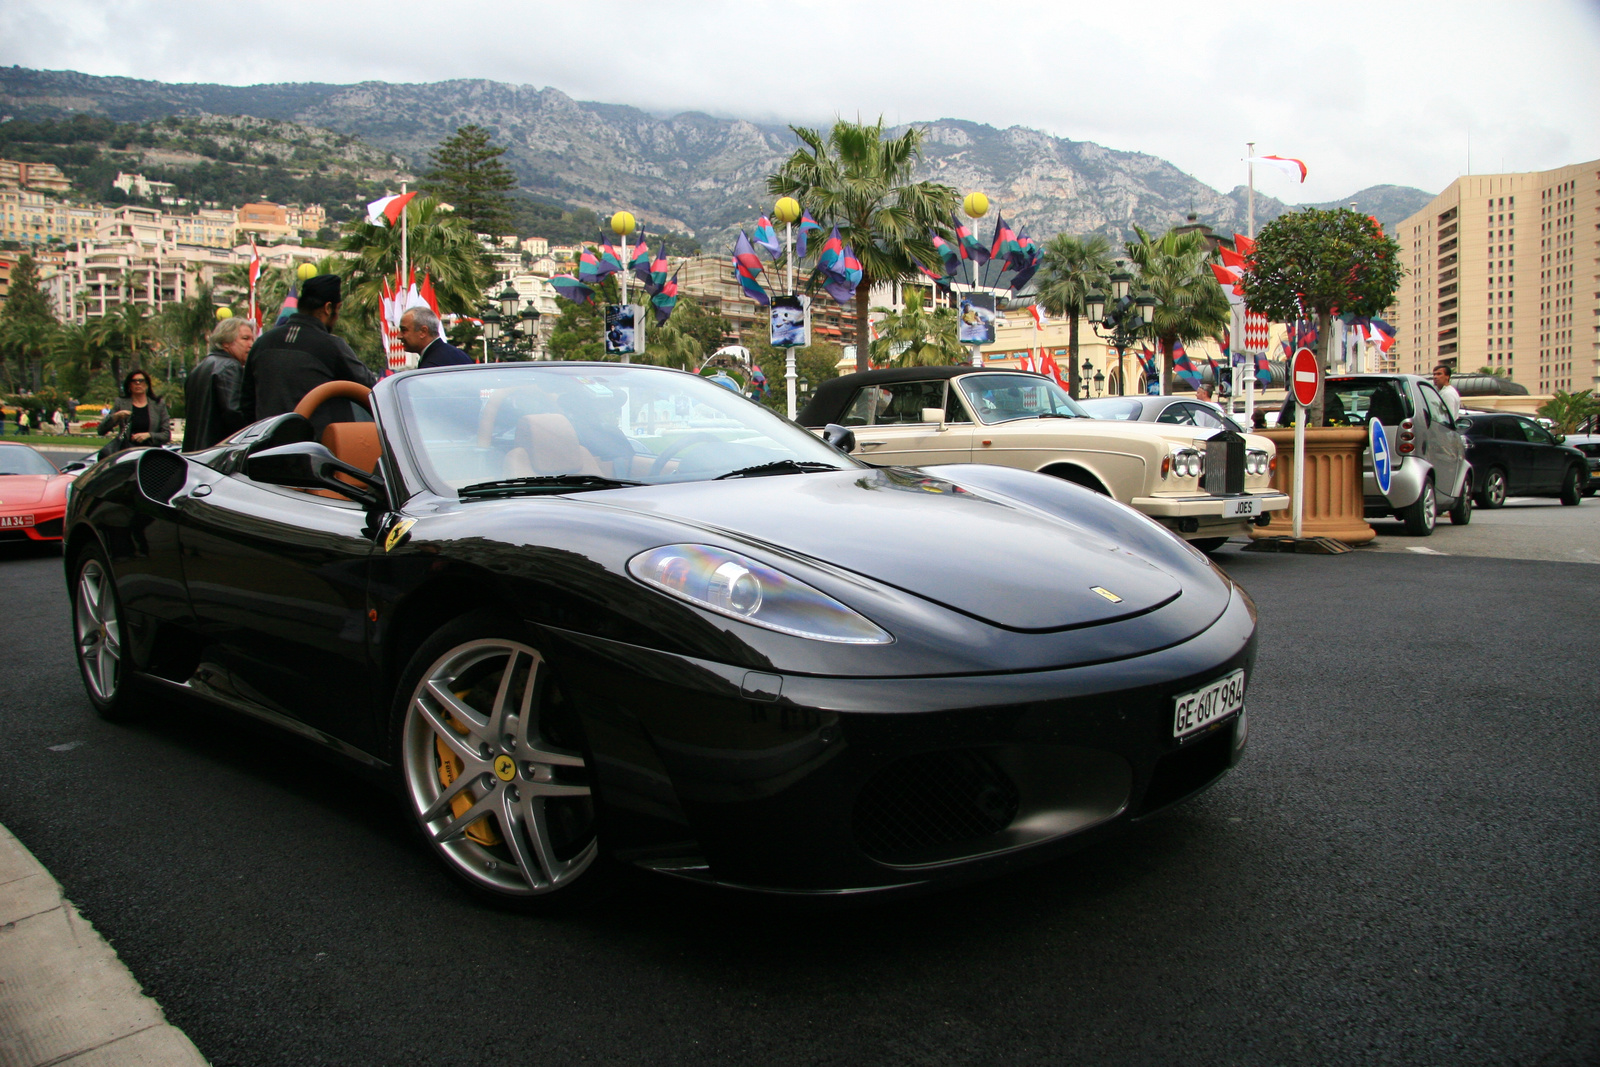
<box><xmin>0</xmin><ymin>823</ymin><xmax>208</xmax><ymax>1067</ymax></box>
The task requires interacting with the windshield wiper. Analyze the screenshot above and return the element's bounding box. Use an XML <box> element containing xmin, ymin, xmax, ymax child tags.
<box><xmin>458</xmin><ymin>474</ymin><xmax>644</xmax><ymax>498</ymax></box>
<box><xmin>1036</xmin><ymin>412</ymin><xmax>1083</xmax><ymax>419</ymax></box>
<box><xmin>716</xmin><ymin>460</ymin><xmax>843</xmax><ymax>480</ymax></box>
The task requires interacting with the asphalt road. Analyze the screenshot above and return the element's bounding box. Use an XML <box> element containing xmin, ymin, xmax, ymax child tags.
<box><xmin>0</xmin><ymin>539</ymin><xmax>1596</xmax><ymax>1066</ymax></box>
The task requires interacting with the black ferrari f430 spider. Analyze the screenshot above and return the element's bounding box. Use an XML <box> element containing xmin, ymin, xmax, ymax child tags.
<box><xmin>64</xmin><ymin>362</ymin><xmax>1254</xmax><ymax>906</ymax></box>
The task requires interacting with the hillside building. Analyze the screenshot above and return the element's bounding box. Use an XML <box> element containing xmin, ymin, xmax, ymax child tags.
<box><xmin>112</xmin><ymin>172</ymin><xmax>177</xmax><ymax>200</ymax></box>
<box><xmin>0</xmin><ymin>160</ymin><xmax>72</xmax><ymax>194</ymax></box>
<box><xmin>1395</xmin><ymin>159</ymin><xmax>1599</xmax><ymax>395</ymax></box>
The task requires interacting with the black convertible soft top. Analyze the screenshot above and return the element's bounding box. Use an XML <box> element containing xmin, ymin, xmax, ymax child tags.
<box><xmin>797</xmin><ymin>366</ymin><xmax>1046</xmax><ymax>427</ymax></box>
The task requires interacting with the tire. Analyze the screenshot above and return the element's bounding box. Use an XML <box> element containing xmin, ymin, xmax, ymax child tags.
<box><xmin>1400</xmin><ymin>478</ymin><xmax>1437</xmax><ymax>536</ymax></box>
<box><xmin>70</xmin><ymin>543</ymin><xmax>144</xmax><ymax>722</ymax></box>
<box><xmin>1449</xmin><ymin>482</ymin><xmax>1473</xmax><ymax>525</ymax></box>
<box><xmin>1189</xmin><ymin>537</ymin><xmax>1230</xmax><ymax>554</ymax></box>
<box><xmin>391</xmin><ymin>612</ymin><xmax>612</xmax><ymax>909</ymax></box>
<box><xmin>1559</xmin><ymin>466</ymin><xmax>1583</xmax><ymax>506</ymax></box>
<box><xmin>1477</xmin><ymin>468</ymin><xmax>1508</xmax><ymax>509</ymax></box>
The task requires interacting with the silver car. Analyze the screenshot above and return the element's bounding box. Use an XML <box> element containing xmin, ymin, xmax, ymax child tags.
<box><xmin>1080</xmin><ymin>395</ymin><xmax>1251</xmax><ymax>433</ymax></box>
<box><xmin>1321</xmin><ymin>374</ymin><xmax>1471</xmax><ymax>535</ymax></box>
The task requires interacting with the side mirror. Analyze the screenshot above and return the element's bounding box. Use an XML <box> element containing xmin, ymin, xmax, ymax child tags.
<box><xmin>247</xmin><ymin>441</ymin><xmax>385</xmax><ymax>508</ymax></box>
<box><xmin>920</xmin><ymin>407</ymin><xmax>945</xmax><ymax>425</ymax></box>
<box><xmin>822</xmin><ymin>423</ymin><xmax>857</xmax><ymax>453</ymax></box>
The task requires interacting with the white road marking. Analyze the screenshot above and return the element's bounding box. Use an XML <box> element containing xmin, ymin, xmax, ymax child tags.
<box><xmin>1406</xmin><ymin>546</ymin><xmax>1447</xmax><ymax>555</ymax></box>
<box><xmin>48</xmin><ymin>740</ymin><xmax>84</xmax><ymax>752</ymax></box>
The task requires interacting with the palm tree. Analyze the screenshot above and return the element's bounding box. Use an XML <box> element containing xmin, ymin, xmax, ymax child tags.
<box><xmin>340</xmin><ymin>196</ymin><xmax>487</xmax><ymax>323</ymax></box>
<box><xmin>1538</xmin><ymin>390</ymin><xmax>1599</xmax><ymax>434</ymax></box>
<box><xmin>767</xmin><ymin>120</ymin><xmax>959</xmax><ymax>372</ymax></box>
<box><xmin>1036</xmin><ymin>234</ymin><xmax>1113</xmax><ymax>398</ymax></box>
<box><xmin>869</xmin><ymin>289</ymin><xmax>964</xmax><ymax>367</ymax></box>
<box><xmin>88</xmin><ymin>301</ymin><xmax>157</xmax><ymax>384</ymax></box>
<box><xmin>1126</xmin><ymin>226</ymin><xmax>1232</xmax><ymax>394</ymax></box>
<box><xmin>642</xmin><ymin>314</ymin><xmax>704</xmax><ymax>370</ymax></box>
<box><xmin>0</xmin><ymin>318</ymin><xmax>58</xmax><ymax>391</ymax></box>
<box><xmin>158</xmin><ymin>281</ymin><xmax>220</xmax><ymax>368</ymax></box>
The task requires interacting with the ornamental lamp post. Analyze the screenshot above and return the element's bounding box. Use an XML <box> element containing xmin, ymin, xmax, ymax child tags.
<box><xmin>521</xmin><ymin>306</ymin><xmax>543</xmax><ymax>359</ymax></box>
<box><xmin>480</xmin><ymin>306</ymin><xmax>501</xmax><ymax>363</ymax></box>
<box><xmin>1087</xmin><ymin>267</ymin><xmax>1160</xmax><ymax>396</ymax></box>
<box><xmin>498</xmin><ymin>283</ymin><xmax>520</xmax><ymax>321</ymax></box>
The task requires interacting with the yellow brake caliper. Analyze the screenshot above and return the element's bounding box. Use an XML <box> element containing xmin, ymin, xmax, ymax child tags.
<box><xmin>436</xmin><ymin>692</ymin><xmax>503</xmax><ymax>847</ymax></box>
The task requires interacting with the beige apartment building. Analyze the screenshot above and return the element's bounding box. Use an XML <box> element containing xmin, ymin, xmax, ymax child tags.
<box><xmin>0</xmin><ymin>159</ymin><xmax>72</xmax><ymax>194</ymax></box>
<box><xmin>1397</xmin><ymin>159</ymin><xmax>1598</xmax><ymax>394</ymax></box>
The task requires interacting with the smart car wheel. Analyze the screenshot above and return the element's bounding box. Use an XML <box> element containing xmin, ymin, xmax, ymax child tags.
<box><xmin>1478</xmin><ymin>468</ymin><xmax>1507</xmax><ymax>509</ymax></box>
<box><xmin>394</xmin><ymin>616</ymin><xmax>607</xmax><ymax>907</ymax></box>
<box><xmin>1401</xmin><ymin>478</ymin><xmax>1436</xmax><ymax>536</ymax></box>
<box><xmin>1449</xmin><ymin>483</ymin><xmax>1473</xmax><ymax>526</ymax></box>
<box><xmin>1559</xmin><ymin>466</ymin><xmax>1583</xmax><ymax>507</ymax></box>
<box><xmin>70</xmin><ymin>545</ymin><xmax>143</xmax><ymax>722</ymax></box>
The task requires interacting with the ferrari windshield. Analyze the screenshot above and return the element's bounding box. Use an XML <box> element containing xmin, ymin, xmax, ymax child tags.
<box><xmin>956</xmin><ymin>374</ymin><xmax>1089</xmax><ymax>425</ymax></box>
<box><xmin>392</xmin><ymin>363</ymin><xmax>858</xmax><ymax>495</ymax></box>
<box><xmin>0</xmin><ymin>445</ymin><xmax>58</xmax><ymax>476</ymax></box>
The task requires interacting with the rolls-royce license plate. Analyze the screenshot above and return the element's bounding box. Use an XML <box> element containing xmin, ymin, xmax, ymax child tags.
<box><xmin>1223</xmin><ymin>496</ymin><xmax>1259</xmax><ymax>517</ymax></box>
<box><xmin>1173</xmin><ymin>669</ymin><xmax>1245</xmax><ymax>741</ymax></box>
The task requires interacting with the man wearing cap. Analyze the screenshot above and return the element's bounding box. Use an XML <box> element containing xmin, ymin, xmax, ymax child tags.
<box><xmin>398</xmin><ymin>307</ymin><xmax>473</xmax><ymax>368</ymax></box>
<box><xmin>241</xmin><ymin>273</ymin><xmax>376</xmax><ymax>434</ymax></box>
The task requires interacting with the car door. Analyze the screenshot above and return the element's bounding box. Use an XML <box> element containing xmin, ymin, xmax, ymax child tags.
<box><xmin>171</xmin><ymin>463</ymin><xmax>381</xmax><ymax>750</ymax></box>
<box><xmin>1415</xmin><ymin>382</ymin><xmax>1466</xmax><ymax>497</ymax></box>
<box><xmin>1489</xmin><ymin>417</ymin><xmax>1535</xmax><ymax>493</ymax></box>
<box><xmin>848</xmin><ymin>379</ymin><xmax>975</xmax><ymax>466</ymax></box>
<box><xmin>1518</xmin><ymin>418</ymin><xmax>1569</xmax><ymax>492</ymax></box>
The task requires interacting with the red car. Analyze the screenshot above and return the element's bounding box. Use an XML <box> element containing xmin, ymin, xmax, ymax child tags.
<box><xmin>0</xmin><ymin>442</ymin><xmax>76</xmax><ymax>543</ymax></box>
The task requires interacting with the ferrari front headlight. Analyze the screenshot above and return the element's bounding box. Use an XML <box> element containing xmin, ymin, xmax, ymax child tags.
<box><xmin>629</xmin><ymin>545</ymin><xmax>893</xmax><ymax>644</ymax></box>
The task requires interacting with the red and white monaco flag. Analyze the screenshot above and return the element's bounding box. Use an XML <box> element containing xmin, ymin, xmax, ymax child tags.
<box><xmin>366</xmin><ymin>192</ymin><xmax>418</xmax><ymax>227</ymax></box>
<box><xmin>1029</xmin><ymin>305</ymin><xmax>1048</xmax><ymax>328</ymax></box>
<box><xmin>1244</xmin><ymin>155</ymin><xmax>1307</xmax><ymax>182</ymax></box>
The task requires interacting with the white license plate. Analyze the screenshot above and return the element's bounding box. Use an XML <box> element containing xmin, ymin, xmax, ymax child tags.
<box><xmin>0</xmin><ymin>514</ymin><xmax>34</xmax><ymax>528</ymax></box>
<box><xmin>1173</xmin><ymin>669</ymin><xmax>1246</xmax><ymax>741</ymax></box>
<box><xmin>1222</xmin><ymin>497</ymin><xmax>1259</xmax><ymax>517</ymax></box>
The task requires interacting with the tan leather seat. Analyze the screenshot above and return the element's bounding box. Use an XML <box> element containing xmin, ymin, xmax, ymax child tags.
<box><xmin>314</xmin><ymin>422</ymin><xmax>381</xmax><ymax>498</ymax></box>
<box><xmin>505</xmin><ymin>414</ymin><xmax>603</xmax><ymax>478</ymax></box>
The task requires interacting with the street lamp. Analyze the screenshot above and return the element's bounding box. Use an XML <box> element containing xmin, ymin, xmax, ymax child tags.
<box><xmin>480</xmin><ymin>306</ymin><xmax>501</xmax><ymax>362</ymax></box>
<box><xmin>498</xmin><ymin>283</ymin><xmax>520</xmax><ymax>321</ymax></box>
<box><xmin>1087</xmin><ymin>268</ymin><xmax>1160</xmax><ymax>396</ymax></box>
<box><xmin>521</xmin><ymin>306</ymin><xmax>543</xmax><ymax>359</ymax></box>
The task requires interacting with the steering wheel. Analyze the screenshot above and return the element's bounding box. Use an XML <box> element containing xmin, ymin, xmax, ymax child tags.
<box><xmin>648</xmin><ymin>433</ymin><xmax>724</xmax><ymax>477</ymax></box>
<box><xmin>294</xmin><ymin>380</ymin><xmax>373</xmax><ymax>423</ymax></box>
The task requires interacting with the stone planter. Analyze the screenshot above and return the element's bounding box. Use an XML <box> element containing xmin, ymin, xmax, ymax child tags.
<box><xmin>1249</xmin><ymin>426</ymin><xmax>1376</xmax><ymax>544</ymax></box>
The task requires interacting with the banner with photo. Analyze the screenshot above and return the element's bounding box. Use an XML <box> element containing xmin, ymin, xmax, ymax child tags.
<box><xmin>769</xmin><ymin>294</ymin><xmax>811</xmax><ymax>349</ymax></box>
<box><xmin>605</xmin><ymin>303</ymin><xmax>646</xmax><ymax>355</ymax></box>
<box><xmin>958</xmin><ymin>293</ymin><xmax>996</xmax><ymax>346</ymax></box>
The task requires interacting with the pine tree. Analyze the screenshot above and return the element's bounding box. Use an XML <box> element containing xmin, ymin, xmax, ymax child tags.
<box><xmin>0</xmin><ymin>254</ymin><xmax>59</xmax><ymax>390</ymax></box>
<box><xmin>424</xmin><ymin>125</ymin><xmax>517</xmax><ymax>238</ymax></box>
<box><xmin>2</xmin><ymin>255</ymin><xmax>56</xmax><ymax>326</ymax></box>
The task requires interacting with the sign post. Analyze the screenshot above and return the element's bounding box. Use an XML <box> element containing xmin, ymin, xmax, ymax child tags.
<box><xmin>1290</xmin><ymin>346</ymin><xmax>1320</xmax><ymax>539</ymax></box>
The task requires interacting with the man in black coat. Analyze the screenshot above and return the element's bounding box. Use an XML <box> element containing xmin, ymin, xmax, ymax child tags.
<box><xmin>241</xmin><ymin>274</ymin><xmax>377</xmax><ymax>434</ymax></box>
<box><xmin>183</xmin><ymin>316</ymin><xmax>256</xmax><ymax>450</ymax></box>
<box><xmin>399</xmin><ymin>307</ymin><xmax>474</xmax><ymax>368</ymax></box>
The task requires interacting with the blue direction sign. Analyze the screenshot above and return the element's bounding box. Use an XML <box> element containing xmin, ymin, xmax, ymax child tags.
<box><xmin>1370</xmin><ymin>416</ymin><xmax>1393</xmax><ymax>496</ymax></box>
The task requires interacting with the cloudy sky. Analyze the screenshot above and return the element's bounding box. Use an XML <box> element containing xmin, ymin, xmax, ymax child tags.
<box><xmin>3</xmin><ymin>0</ymin><xmax>1598</xmax><ymax>202</ymax></box>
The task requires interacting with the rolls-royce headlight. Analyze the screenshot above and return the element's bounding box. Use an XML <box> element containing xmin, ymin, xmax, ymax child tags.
<box><xmin>1170</xmin><ymin>449</ymin><xmax>1202</xmax><ymax>479</ymax></box>
<box><xmin>629</xmin><ymin>545</ymin><xmax>893</xmax><ymax>644</ymax></box>
<box><xmin>1246</xmin><ymin>449</ymin><xmax>1269</xmax><ymax>475</ymax></box>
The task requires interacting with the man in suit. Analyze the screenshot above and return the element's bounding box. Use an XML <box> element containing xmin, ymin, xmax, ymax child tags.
<box><xmin>400</xmin><ymin>307</ymin><xmax>474</xmax><ymax>368</ymax></box>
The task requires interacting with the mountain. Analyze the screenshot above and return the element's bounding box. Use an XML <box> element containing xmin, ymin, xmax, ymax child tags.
<box><xmin>0</xmin><ymin>66</ymin><xmax>1434</xmax><ymax>246</ymax></box>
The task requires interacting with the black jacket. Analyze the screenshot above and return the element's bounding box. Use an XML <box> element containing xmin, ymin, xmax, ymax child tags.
<box><xmin>98</xmin><ymin>396</ymin><xmax>171</xmax><ymax>457</ymax></box>
<box><xmin>241</xmin><ymin>313</ymin><xmax>377</xmax><ymax>434</ymax></box>
<box><xmin>417</xmin><ymin>337</ymin><xmax>474</xmax><ymax>368</ymax></box>
<box><xmin>183</xmin><ymin>351</ymin><xmax>247</xmax><ymax>450</ymax></box>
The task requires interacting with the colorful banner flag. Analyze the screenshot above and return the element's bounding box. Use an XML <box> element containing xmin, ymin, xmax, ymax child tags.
<box><xmin>576</xmin><ymin>248</ymin><xmax>604</xmax><ymax>286</ymax></box>
<box><xmin>989</xmin><ymin>213</ymin><xmax>1025</xmax><ymax>270</ymax></box>
<box><xmin>733</xmin><ymin>231</ymin><xmax>770</xmax><ymax>306</ymax></box>
<box><xmin>1172</xmin><ymin>340</ymin><xmax>1202</xmax><ymax>387</ymax></box>
<box><xmin>273</xmin><ymin>280</ymin><xmax>298</xmax><ymax>326</ymax></box>
<box><xmin>651</xmin><ymin>265</ymin><xmax>681</xmax><ymax>324</ymax></box>
<box><xmin>796</xmin><ymin>211</ymin><xmax>821</xmax><ymax>260</ymax></box>
<box><xmin>629</xmin><ymin>237</ymin><xmax>653</xmax><ymax>286</ymax></box>
<box><xmin>953</xmin><ymin>213</ymin><xmax>990</xmax><ymax>265</ymax></box>
<box><xmin>596</xmin><ymin>242</ymin><xmax>624</xmax><ymax>279</ymax></box>
<box><xmin>752</xmin><ymin>217</ymin><xmax>781</xmax><ymax>261</ymax></box>
<box><xmin>551</xmin><ymin>276</ymin><xmax>597</xmax><ymax>305</ymax></box>
<box><xmin>931</xmin><ymin>230</ymin><xmax>962</xmax><ymax>276</ymax></box>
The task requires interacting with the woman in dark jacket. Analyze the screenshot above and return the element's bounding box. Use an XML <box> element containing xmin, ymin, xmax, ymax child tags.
<box><xmin>99</xmin><ymin>370</ymin><xmax>171</xmax><ymax>457</ymax></box>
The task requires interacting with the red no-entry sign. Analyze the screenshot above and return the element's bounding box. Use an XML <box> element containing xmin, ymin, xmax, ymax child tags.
<box><xmin>1291</xmin><ymin>347</ymin><xmax>1320</xmax><ymax>407</ymax></box>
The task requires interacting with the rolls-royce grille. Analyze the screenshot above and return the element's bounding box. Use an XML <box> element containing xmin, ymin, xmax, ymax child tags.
<box><xmin>853</xmin><ymin>749</ymin><xmax>1020</xmax><ymax>864</ymax></box>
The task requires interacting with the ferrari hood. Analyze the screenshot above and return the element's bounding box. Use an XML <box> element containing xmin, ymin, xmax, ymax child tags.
<box><xmin>602</xmin><ymin>468</ymin><xmax>1183</xmax><ymax>632</ymax></box>
<box><xmin>0</xmin><ymin>475</ymin><xmax>58</xmax><ymax>507</ymax></box>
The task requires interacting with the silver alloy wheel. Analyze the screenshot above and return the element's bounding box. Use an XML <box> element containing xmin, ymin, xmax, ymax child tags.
<box><xmin>1484</xmin><ymin>470</ymin><xmax>1507</xmax><ymax>508</ymax></box>
<box><xmin>1421</xmin><ymin>482</ymin><xmax>1436</xmax><ymax>531</ymax></box>
<box><xmin>75</xmin><ymin>557</ymin><xmax>121</xmax><ymax>703</ymax></box>
<box><xmin>401</xmin><ymin>638</ymin><xmax>597</xmax><ymax>896</ymax></box>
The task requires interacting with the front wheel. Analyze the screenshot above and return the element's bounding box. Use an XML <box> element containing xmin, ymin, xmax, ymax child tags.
<box><xmin>70</xmin><ymin>544</ymin><xmax>144</xmax><ymax>722</ymax></box>
<box><xmin>392</xmin><ymin>614</ymin><xmax>611</xmax><ymax>909</ymax></box>
<box><xmin>1189</xmin><ymin>537</ymin><xmax>1230</xmax><ymax>554</ymax></box>
<box><xmin>1478</xmin><ymin>468</ymin><xmax>1508</xmax><ymax>509</ymax></box>
<box><xmin>1559</xmin><ymin>466</ymin><xmax>1583</xmax><ymax>506</ymax></box>
<box><xmin>1401</xmin><ymin>478</ymin><xmax>1437</xmax><ymax>536</ymax></box>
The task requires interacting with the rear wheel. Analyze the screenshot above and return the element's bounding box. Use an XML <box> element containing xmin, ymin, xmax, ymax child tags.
<box><xmin>70</xmin><ymin>544</ymin><xmax>143</xmax><ymax>722</ymax></box>
<box><xmin>1401</xmin><ymin>478</ymin><xmax>1437</xmax><ymax>536</ymax></box>
<box><xmin>1449</xmin><ymin>482</ymin><xmax>1473</xmax><ymax>525</ymax></box>
<box><xmin>1189</xmin><ymin>537</ymin><xmax>1230</xmax><ymax>554</ymax></box>
<box><xmin>1559</xmin><ymin>466</ymin><xmax>1583</xmax><ymax>506</ymax></box>
<box><xmin>1478</xmin><ymin>468</ymin><xmax>1507</xmax><ymax>509</ymax></box>
<box><xmin>392</xmin><ymin>614</ymin><xmax>611</xmax><ymax>909</ymax></box>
